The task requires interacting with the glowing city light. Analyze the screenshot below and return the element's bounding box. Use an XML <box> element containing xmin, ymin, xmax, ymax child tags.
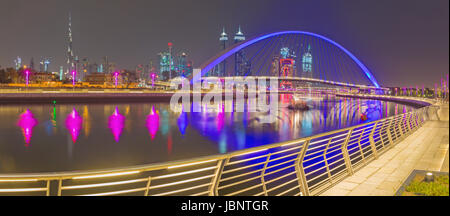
<box><xmin>146</xmin><ymin>106</ymin><xmax>160</xmax><ymax>140</ymax></box>
<box><xmin>17</xmin><ymin>109</ymin><xmax>38</xmax><ymax>145</ymax></box>
<box><xmin>65</xmin><ymin>108</ymin><xmax>83</xmax><ymax>143</ymax></box>
<box><xmin>108</xmin><ymin>107</ymin><xmax>125</xmax><ymax>142</ymax></box>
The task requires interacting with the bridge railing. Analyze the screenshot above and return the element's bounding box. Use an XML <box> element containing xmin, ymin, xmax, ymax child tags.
<box><xmin>0</xmin><ymin>102</ymin><xmax>433</xmax><ymax>196</ymax></box>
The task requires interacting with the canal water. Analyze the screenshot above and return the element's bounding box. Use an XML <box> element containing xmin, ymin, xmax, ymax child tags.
<box><xmin>0</xmin><ymin>95</ymin><xmax>418</xmax><ymax>173</ymax></box>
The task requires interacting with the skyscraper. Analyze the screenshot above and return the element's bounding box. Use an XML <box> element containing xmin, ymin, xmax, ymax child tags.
<box><xmin>302</xmin><ymin>44</ymin><xmax>312</xmax><ymax>78</ymax></box>
<box><xmin>218</xmin><ymin>27</ymin><xmax>228</xmax><ymax>76</ymax></box>
<box><xmin>66</xmin><ymin>12</ymin><xmax>75</xmax><ymax>79</ymax></box>
<box><xmin>14</xmin><ymin>56</ymin><xmax>22</xmax><ymax>70</ymax></box>
<box><xmin>158</xmin><ymin>43</ymin><xmax>175</xmax><ymax>80</ymax></box>
<box><xmin>233</xmin><ymin>26</ymin><xmax>250</xmax><ymax>77</ymax></box>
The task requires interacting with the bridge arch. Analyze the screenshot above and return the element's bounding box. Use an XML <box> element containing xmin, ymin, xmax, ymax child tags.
<box><xmin>196</xmin><ymin>31</ymin><xmax>380</xmax><ymax>88</ymax></box>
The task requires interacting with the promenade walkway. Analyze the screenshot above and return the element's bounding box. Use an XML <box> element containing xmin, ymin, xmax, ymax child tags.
<box><xmin>321</xmin><ymin>104</ymin><xmax>449</xmax><ymax>196</ymax></box>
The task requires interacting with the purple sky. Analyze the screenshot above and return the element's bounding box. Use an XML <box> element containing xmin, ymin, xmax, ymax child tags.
<box><xmin>0</xmin><ymin>0</ymin><xmax>448</xmax><ymax>87</ymax></box>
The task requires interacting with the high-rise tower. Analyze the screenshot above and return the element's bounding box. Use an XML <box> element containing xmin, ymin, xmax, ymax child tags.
<box><xmin>66</xmin><ymin>12</ymin><xmax>75</xmax><ymax>79</ymax></box>
<box><xmin>218</xmin><ymin>27</ymin><xmax>228</xmax><ymax>77</ymax></box>
<box><xmin>302</xmin><ymin>44</ymin><xmax>312</xmax><ymax>78</ymax></box>
<box><xmin>233</xmin><ymin>26</ymin><xmax>250</xmax><ymax>76</ymax></box>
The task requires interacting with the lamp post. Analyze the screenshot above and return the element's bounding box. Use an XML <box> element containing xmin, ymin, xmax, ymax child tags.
<box><xmin>150</xmin><ymin>73</ymin><xmax>156</xmax><ymax>89</ymax></box>
<box><xmin>25</xmin><ymin>69</ymin><xmax>30</xmax><ymax>90</ymax></box>
<box><xmin>72</xmin><ymin>70</ymin><xmax>76</xmax><ymax>90</ymax></box>
<box><xmin>113</xmin><ymin>70</ymin><xmax>119</xmax><ymax>89</ymax></box>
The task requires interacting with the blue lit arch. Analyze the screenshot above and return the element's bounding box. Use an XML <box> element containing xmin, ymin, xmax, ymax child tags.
<box><xmin>197</xmin><ymin>31</ymin><xmax>380</xmax><ymax>88</ymax></box>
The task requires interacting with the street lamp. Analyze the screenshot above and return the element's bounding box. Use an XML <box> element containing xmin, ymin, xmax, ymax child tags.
<box><xmin>25</xmin><ymin>69</ymin><xmax>30</xmax><ymax>89</ymax></box>
<box><xmin>72</xmin><ymin>70</ymin><xmax>76</xmax><ymax>90</ymax></box>
<box><xmin>113</xmin><ymin>70</ymin><xmax>120</xmax><ymax>89</ymax></box>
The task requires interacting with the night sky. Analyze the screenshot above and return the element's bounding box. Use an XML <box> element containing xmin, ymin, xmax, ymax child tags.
<box><xmin>0</xmin><ymin>0</ymin><xmax>448</xmax><ymax>87</ymax></box>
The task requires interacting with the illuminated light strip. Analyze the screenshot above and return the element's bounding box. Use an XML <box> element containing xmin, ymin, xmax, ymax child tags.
<box><xmin>167</xmin><ymin>160</ymin><xmax>217</xmax><ymax>169</ymax></box>
<box><xmin>276</xmin><ymin>185</ymin><xmax>299</xmax><ymax>196</ymax></box>
<box><xmin>62</xmin><ymin>178</ymin><xmax>147</xmax><ymax>190</ymax></box>
<box><xmin>233</xmin><ymin>148</ymin><xmax>268</xmax><ymax>157</ymax></box>
<box><xmin>152</xmin><ymin>166</ymin><xmax>217</xmax><ymax>180</ymax></box>
<box><xmin>151</xmin><ymin>182</ymin><xmax>211</xmax><ymax>196</ymax></box>
<box><xmin>150</xmin><ymin>174</ymin><xmax>214</xmax><ymax>189</ymax></box>
<box><xmin>0</xmin><ymin>179</ymin><xmax>38</xmax><ymax>182</ymax></box>
<box><xmin>0</xmin><ymin>188</ymin><xmax>46</xmax><ymax>192</ymax></box>
<box><xmin>72</xmin><ymin>171</ymin><xmax>140</xmax><ymax>179</ymax></box>
<box><xmin>80</xmin><ymin>187</ymin><xmax>147</xmax><ymax>196</ymax></box>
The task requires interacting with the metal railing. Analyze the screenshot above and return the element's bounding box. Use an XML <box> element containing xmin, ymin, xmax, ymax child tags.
<box><xmin>0</xmin><ymin>99</ymin><xmax>435</xmax><ymax>196</ymax></box>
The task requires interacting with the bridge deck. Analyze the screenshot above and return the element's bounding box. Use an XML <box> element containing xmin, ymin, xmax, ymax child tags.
<box><xmin>321</xmin><ymin>104</ymin><xmax>449</xmax><ymax>196</ymax></box>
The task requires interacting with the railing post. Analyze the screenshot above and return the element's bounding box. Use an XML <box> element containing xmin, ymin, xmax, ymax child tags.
<box><xmin>386</xmin><ymin>118</ymin><xmax>394</xmax><ymax>146</ymax></box>
<box><xmin>295</xmin><ymin>140</ymin><xmax>310</xmax><ymax>196</ymax></box>
<box><xmin>398</xmin><ymin>116</ymin><xmax>404</xmax><ymax>137</ymax></box>
<box><xmin>323</xmin><ymin>139</ymin><xmax>333</xmax><ymax>184</ymax></box>
<box><xmin>260</xmin><ymin>153</ymin><xmax>272</xmax><ymax>196</ymax></box>
<box><xmin>369</xmin><ymin>122</ymin><xmax>379</xmax><ymax>159</ymax></box>
<box><xmin>144</xmin><ymin>176</ymin><xmax>152</xmax><ymax>196</ymax></box>
<box><xmin>405</xmin><ymin>113</ymin><xmax>412</xmax><ymax>133</ymax></box>
<box><xmin>342</xmin><ymin>129</ymin><xmax>354</xmax><ymax>176</ymax></box>
<box><xmin>46</xmin><ymin>180</ymin><xmax>51</xmax><ymax>196</ymax></box>
<box><xmin>357</xmin><ymin>128</ymin><xmax>366</xmax><ymax>163</ymax></box>
<box><xmin>209</xmin><ymin>158</ymin><xmax>226</xmax><ymax>196</ymax></box>
<box><xmin>57</xmin><ymin>179</ymin><xmax>62</xmax><ymax>196</ymax></box>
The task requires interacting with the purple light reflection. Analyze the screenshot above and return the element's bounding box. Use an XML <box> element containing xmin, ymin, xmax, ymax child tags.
<box><xmin>65</xmin><ymin>108</ymin><xmax>83</xmax><ymax>143</ymax></box>
<box><xmin>108</xmin><ymin>107</ymin><xmax>125</xmax><ymax>142</ymax></box>
<box><xmin>177</xmin><ymin>109</ymin><xmax>188</xmax><ymax>136</ymax></box>
<box><xmin>146</xmin><ymin>106</ymin><xmax>160</xmax><ymax>140</ymax></box>
<box><xmin>17</xmin><ymin>109</ymin><xmax>38</xmax><ymax>145</ymax></box>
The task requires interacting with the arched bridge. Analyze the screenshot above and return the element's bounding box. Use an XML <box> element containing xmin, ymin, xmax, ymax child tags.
<box><xmin>191</xmin><ymin>31</ymin><xmax>383</xmax><ymax>90</ymax></box>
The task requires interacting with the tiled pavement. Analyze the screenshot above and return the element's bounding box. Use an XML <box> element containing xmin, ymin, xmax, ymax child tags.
<box><xmin>321</xmin><ymin>104</ymin><xmax>449</xmax><ymax>196</ymax></box>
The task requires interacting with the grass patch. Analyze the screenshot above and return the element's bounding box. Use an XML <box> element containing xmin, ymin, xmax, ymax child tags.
<box><xmin>404</xmin><ymin>175</ymin><xmax>449</xmax><ymax>196</ymax></box>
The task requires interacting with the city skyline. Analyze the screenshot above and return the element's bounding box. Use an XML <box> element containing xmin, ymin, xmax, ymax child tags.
<box><xmin>0</xmin><ymin>0</ymin><xmax>448</xmax><ymax>87</ymax></box>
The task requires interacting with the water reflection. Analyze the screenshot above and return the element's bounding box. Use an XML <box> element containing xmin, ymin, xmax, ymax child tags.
<box><xmin>17</xmin><ymin>109</ymin><xmax>38</xmax><ymax>146</ymax></box>
<box><xmin>146</xmin><ymin>106</ymin><xmax>160</xmax><ymax>140</ymax></box>
<box><xmin>108</xmin><ymin>107</ymin><xmax>125</xmax><ymax>142</ymax></box>
<box><xmin>65</xmin><ymin>108</ymin><xmax>83</xmax><ymax>143</ymax></box>
<box><xmin>177</xmin><ymin>109</ymin><xmax>188</xmax><ymax>136</ymax></box>
<box><xmin>4</xmin><ymin>96</ymin><xmax>420</xmax><ymax>173</ymax></box>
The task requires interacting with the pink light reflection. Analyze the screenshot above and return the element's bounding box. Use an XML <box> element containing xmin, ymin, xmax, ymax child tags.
<box><xmin>17</xmin><ymin>109</ymin><xmax>38</xmax><ymax>146</ymax></box>
<box><xmin>146</xmin><ymin>106</ymin><xmax>160</xmax><ymax>140</ymax></box>
<box><xmin>108</xmin><ymin>107</ymin><xmax>125</xmax><ymax>142</ymax></box>
<box><xmin>65</xmin><ymin>108</ymin><xmax>83</xmax><ymax>143</ymax></box>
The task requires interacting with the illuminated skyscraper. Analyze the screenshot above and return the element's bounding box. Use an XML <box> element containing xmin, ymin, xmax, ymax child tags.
<box><xmin>218</xmin><ymin>27</ymin><xmax>228</xmax><ymax>76</ymax></box>
<box><xmin>270</xmin><ymin>47</ymin><xmax>296</xmax><ymax>88</ymax></box>
<box><xmin>14</xmin><ymin>56</ymin><xmax>22</xmax><ymax>70</ymax></box>
<box><xmin>302</xmin><ymin>44</ymin><xmax>312</xmax><ymax>78</ymax></box>
<box><xmin>30</xmin><ymin>58</ymin><xmax>35</xmax><ymax>71</ymax></box>
<box><xmin>158</xmin><ymin>43</ymin><xmax>176</xmax><ymax>80</ymax></box>
<box><xmin>233</xmin><ymin>26</ymin><xmax>250</xmax><ymax>76</ymax></box>
<box><xmin>40</xmin><ymin>57</ymin><xmax>51</xmax><ymax>72</ymax></box>
<box><xmin>66</xmin><ymin>12</ymin><xmax>75</xmax><ymax>78</ymax></box>
<box><xmin>270</xmin><ymin>47</ymin><xmax>296</xmax><ymax>77</ymax></box>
